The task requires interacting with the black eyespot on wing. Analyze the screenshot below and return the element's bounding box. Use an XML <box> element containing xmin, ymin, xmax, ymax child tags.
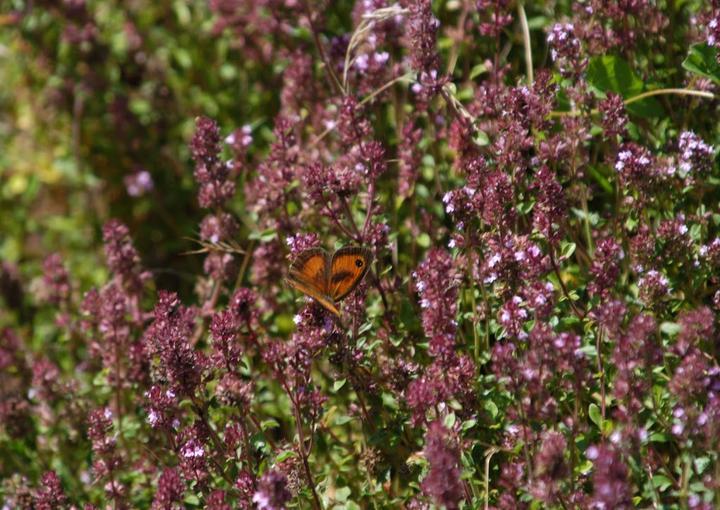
<box><xmin>355</xmin><ymin>259</ymin><xmax>363</xmax><ymax>268</ymax></box>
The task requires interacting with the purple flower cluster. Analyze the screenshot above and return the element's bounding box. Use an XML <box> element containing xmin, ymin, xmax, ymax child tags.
<box><xmin>614</xmin><ymin>142</ymin><xmax>657</xmax><ymax>190</ymax></box>
<box><xmin>103</xmin><ymin>219</ymin><xmax>149</xmax><ymax>296</ymax></box>
<box><xmin>532</xmin><ymin>165</ymin><xmax>566</xmax><ymax>243</ymax></box>
<box><xmin>7</xmin><ymin>1</ymin><xmax>720</xmax><ymax>508</ymax></box>
<box><xmin>413</xmin><ymin>248</ymin><xmax>459</xmax><ymax>355</ymax></box>
<box><xmin>420</xmin><ymin>420</ymin><xmax>464</xmax><ymax>509</ymax></box>
<box><xmin>406</xmin><ymin>0</ymin><xmax>443</xmax><ymax>91</ymax></box>
<box><xmin>598</xmin><ymin>92</ymin><xmax>628</xmax><ymax>140</ymax></box>
<box><xmin>34</xmin><ymin>471</ymin><xmax>68</xmax><ymax>510</ymax></box>
<box><xmin>146</xmin><ymin>291</ymin><xmax>204</xmax><ymax>396</ymax></box>
<box><xmin>677</xmin><ymin>131</ymin><xmax>715</xmax><ymax>178</ymax></box>
<box><xmin>707</xmin><ymin>12</ymin><xmax>720</xmax><ymax>61</ymax></box>
<box><xmin>252</xmin><ymin>469</ymin><xmax>291</xmax><ymax>510</ymax></box>
<box><xmin>124</xmin><ymin>169</ymin><xmax>154</xmax><ymax>197</ymax></box>
<box><xmin>531</xmin><ymin>431</ymin><xmax>568</xmax><ymax>504</ymax></box>
<box><xmin>547</xmin><ymin>23</ymin><xmax>584</xmax><ymax>77</ymax></box>
<box><xmin>587</xmin><ymin>445</ymin><xmax>632</xmax><ymax>509</ymax></box>
<box><xmin>39</xmin><ymin>253</ymin><xmax>71</xmax><ymax>305</ymax></box>
<box><xmin>151</xmin><ymin>468</ymin><xmax>185</xmax><ymax>510</ymax></box>
<box><xmin>191</xmin><ymin>116</ymin><xmax>235</xmax><ymax>208</ymax></box>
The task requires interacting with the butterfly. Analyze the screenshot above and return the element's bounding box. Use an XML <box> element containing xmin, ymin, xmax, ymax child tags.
<box><xmin>287</xmin><ymin>246</ymin><xmax>372</xmax><ymax>316</ymax></box>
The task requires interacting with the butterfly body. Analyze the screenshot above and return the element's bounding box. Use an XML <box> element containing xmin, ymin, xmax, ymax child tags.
<box><xmin>287</xmin><ymin>246</ymin><xmax>372</xmax><ymax>316</ymax></box>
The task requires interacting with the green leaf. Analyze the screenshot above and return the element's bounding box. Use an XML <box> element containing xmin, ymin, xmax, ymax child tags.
<box><xmin>586</xmin><ymin>55</ymin><xmax>663</xmax><ymax>118</ymax></box>
<box><xmin>587</xmin><ymin>165</ymin><xmax>613</xmax><ymax>194</ymax></box>
<box><xmin>660</xmin><ymin>321</ymin><xmax>681</xmax><ymax>336</ymax></box>
<box><xmin>183</xmin><ymin>493</ymin><xmax>200</xmax><ymax>506</ymax></box>
<box><xmin>335</xmin><ymin>415</ymin><xmax>353</xmax><ymax>425</ymax></box>
<box><xmin>648</xmin><ymin>432</ymin><xmax>668</xmax><ymax>443</ymax></box>
<box><xmin>527</xmin><ymin>16</ymin><xmax>549</xmax><ymax>30</ymax></box>
<box><xmin>588</xmin><ymin>403</ymin><xmax>602</xmax><ymax>428</ymax></box>
<box><xmin>484</xmin><ymin>400</ymin><xmax>499</xmax><ymax>419</ymax></box>
<box><xmin>461</xmin><ymin>418</ymin><xmax>477</xmax><ymax>432</ymax></box>
<box><xmin>470</xmin><ymin>63</ymin><xmax>488</xmax><ymax>80</ymax></box>
<box><xmin>276</xmin><ymin>450</ymin><xmax>297</xmax><ymax>462</ymax></box>
<box><xmin>444</xmin><ymin>412</ymin><xmax>457</xmax><ymax>429</ymax></box>
<box><xmin>473</xmin><ymin>129</ymin><xmax>490</xmax><ymax>147</ymax></box>
<box><xmin>587</xmin><ymin>56</ymin><xmax>643</xmax><ymax>96</ymax></box>
<box><xmin>694</xmin><ymin>456</ymin><xmax>711</xmax><ymax>474</ymax></box>
<box><xmin>381</xmin><ymin>392</ymin><xmax>399</xmax><ymax>410</ymax></box>
<box><xmin>560</xmin><ymin>241</ymin><xmax>576</xmax><ymax>260</ymax></box>
<box><xmin>333</xmin><ymin>378</ymin><xmax>347</xmax><ymax>392</ymax></box>
<box><xmin>334</xmin><ymin>486</ymin><xmax>352</xmax><ymax>502</ymax></box>
<box><xmin>682</xmin><ymin>44</ymin><xmax>720</xmax><ymax>85</ymax></box>
<box><xmin>260</xmin><ymin>419</ymin><xmax>279</xmax><ymax>430</ymax></box>
<box><xmin>652</xmin><ymin>474</ymin><xmax>673</xmax><ymax>492</ymax></box>
<box><xmin>249</xmin><ymin>228</ymin><xmax>277</xmax><ymax>242</ymax></box>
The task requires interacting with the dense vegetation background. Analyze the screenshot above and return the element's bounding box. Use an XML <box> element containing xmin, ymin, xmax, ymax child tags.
<box><xmin>2</xmin><ymin>0</ymin><xmax>720</xmax><ymax>508</ymax></box>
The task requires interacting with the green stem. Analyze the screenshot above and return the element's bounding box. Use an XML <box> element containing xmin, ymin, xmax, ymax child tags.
<box><xmin>623</xmin><ymin>88</ymin><xmax>714</xmax><ymax>105</ymax></box>
<box><xmin>517</xmin><ymin>2</ymin><xmax>533</xmax><ymax>85</ymax></box>
<box><xmin>549</xmin><ymin>88</ymin><xmax>714</xmax><ymax>118</ymax></box>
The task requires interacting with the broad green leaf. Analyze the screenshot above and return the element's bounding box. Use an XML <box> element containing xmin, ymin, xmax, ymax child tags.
<box><xmin>587</xmin><ymin>56</ymin><xmax>643</xmax><ymax>96</ymax></box>
<box><xmin>682</xmin><ymin>44</ymin><xmax>720</xmax><ymax>85</ymax></box>
<box><xmin>586</xmin><ymin>55</ymin><xmax>663</xmax><ymax>118</ymax></box>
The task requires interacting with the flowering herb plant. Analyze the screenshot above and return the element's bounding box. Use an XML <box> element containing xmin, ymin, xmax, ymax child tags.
<box><xmin>2</xmin><ymin>0</ymin><xmax>720</xmax><ymax>509</ymax></box>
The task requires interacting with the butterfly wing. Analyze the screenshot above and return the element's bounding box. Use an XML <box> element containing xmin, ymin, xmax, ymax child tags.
<box><xmin>329</xmin><ymin>247</ymin><xmax>372</xmax><ymax>302</ymax></box>
<box><xmin>286</xmin><ymin>248</ymin><xmax>340</xmax><ymax>316</ymax></box>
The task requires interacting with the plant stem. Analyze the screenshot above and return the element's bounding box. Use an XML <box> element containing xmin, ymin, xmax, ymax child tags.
<box><xmin>549</xmin><ymin>249</ymin><xmax>585</xmax><ymax>320</ymax></box>
<box><xmin>232</xmin><ymin>240</ymin><xmax>255</xmax><ymax>293</ymax></box>
<box><xmin>484</xmin><ymin>447</ymin><xmax>499</xmax><ymax>510</ymax></box>
<box><xmin>549</xmin><ymin>88</ymin><xmax>714</xmax><ymax>118</ymax></box>
<box><xmin>623</xmin><ymin>87</ymin><xmax>714</xmax><ymax>105</ymax></box>
<box><xmin>596</xmin><ymin>327</ymin><xmax>607</xmax><ymax>425</ymax></box>
<box><xmin>293</xmin><ymin>403</ymin><xmax>323</xmax><ymax>510</ymax></box>
<box><xmin>517</xmin><ymin>2</ymin><xmax>533</xmax><ymax>85</ymax></box>
<box><xmin>302</xmin><ymin>0</ymin><xmax>343</xmax><ymax>95</ymax></box>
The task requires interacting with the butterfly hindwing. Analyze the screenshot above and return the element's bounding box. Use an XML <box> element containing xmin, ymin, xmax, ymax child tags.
<box><xmin>329</xmin><ymin>247</ymin><xmax>372</xmax><ymax>301</ymax></box>
<box><xmin>287</xmin><ymin>279</ymin><xmax>340</xmax><ymax>316</ymax></box>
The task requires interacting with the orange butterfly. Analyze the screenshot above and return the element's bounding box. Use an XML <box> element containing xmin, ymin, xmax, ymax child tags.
<box><xmin>287</xmin><ymin>246</ymin><xmax>372</xmax><ymax>316</ymax></box>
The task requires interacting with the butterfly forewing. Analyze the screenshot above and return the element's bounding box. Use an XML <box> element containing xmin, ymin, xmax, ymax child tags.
<box><xmin>329</xmin><ymin>247</ymin><xmax>372</xmax><ymax>301</ymax></box>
